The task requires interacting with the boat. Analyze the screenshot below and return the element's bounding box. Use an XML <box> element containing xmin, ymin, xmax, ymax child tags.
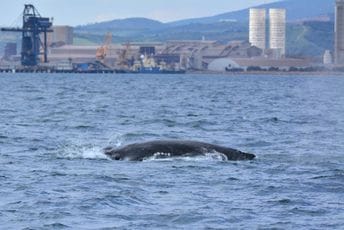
<box><xmin>115</xmin><ymin>55</ymin><xmax>186</xmax><ymax>74</ymax></box>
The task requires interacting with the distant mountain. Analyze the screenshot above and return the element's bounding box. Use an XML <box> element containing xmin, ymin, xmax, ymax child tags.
<box><xmin>72</xmin><ymin>0</ymin><xmax>335</xmax><ymax>57</ymax></box>
<box><xmin>76</xmin><ymin>17</ymin><xmax>165</xmax><ymax>32</ymax></box>
<box><xmin>76</xmin><ymin>0</ymin><xmax>335</xmax><ymax>31</ymax></box>
<box><xmin>169</xmin><ymin>0</ymin><xmax>335</xmax><ymax>26</ymax></box>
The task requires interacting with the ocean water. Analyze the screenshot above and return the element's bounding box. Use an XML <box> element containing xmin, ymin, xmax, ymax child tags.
<box><xmin>0</xmin><ymin>73</ymin><xmax>343</xmax><ymax>229</ymax></box>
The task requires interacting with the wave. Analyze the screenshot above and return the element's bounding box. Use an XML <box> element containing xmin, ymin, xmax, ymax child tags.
<box><xmin>56</xmin><ymin>132</ymin><xmax>129</xmax><ymax>160</ymax></box>
<box><xmin>57</xmin><ymin>143</ymin><xmax>109</xmax><ymax>160</ymax></box>
<box><xmin>143</xmin><ymin>152</ymin><xmax>228</xmax><ymax>162</ymax></box>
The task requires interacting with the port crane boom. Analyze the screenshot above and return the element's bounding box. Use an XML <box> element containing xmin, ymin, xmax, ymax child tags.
<box><xmin>96</xmin><ymin>32</ymin><xmax>112</xmax><ymax>62</ymax></box>
<box><xmin>1</xmin><ymin>4</ymin><xmax>53</xmax><ymax>66</ymax></box>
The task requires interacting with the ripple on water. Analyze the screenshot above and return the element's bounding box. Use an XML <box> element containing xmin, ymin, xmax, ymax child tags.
<box><xmin>0</xmin><ymin>74</ymin><xmax>344</xmax><ymax>229</ymax></box>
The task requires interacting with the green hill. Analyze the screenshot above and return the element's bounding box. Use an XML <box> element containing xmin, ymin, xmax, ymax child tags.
<box><xmin>169</xmin><ymin>0</ymin><xmax>334</xmax><ymax>25</ymax></box>
<box><xmin>73</xmin><ymin>0</ymin><xmax>335</xmax><ymax>58</ymax></box>
<box><xmin>287</xmin><ymin>21</ymin><xmax>333</xmax><ymax>57</ymax></box>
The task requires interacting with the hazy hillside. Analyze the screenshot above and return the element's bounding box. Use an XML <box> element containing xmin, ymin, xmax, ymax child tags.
<box><xmin>76</xmin><ymin>18</ymin><xmax>165</xmax><ymax>33</ymax></box>
<box><xmin>287</xmin><ymin>21</ymin><xmax>333</xmax><ymax>57</ymax></box>
<box><xmin>169</xmin><ymin>0</ymin><xmax>334</xmax><ymax>25</ymax></box>
<box><xmin>74</xmin><ymin>0</ymin><xmax>335</xmax><ymax>55</ymax></box>
<box><xmin>76</xmin><ymin>0</ymin><xmax>335</xmax><ymax>31</ymax></box>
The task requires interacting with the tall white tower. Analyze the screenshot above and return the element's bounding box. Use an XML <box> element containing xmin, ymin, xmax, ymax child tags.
<box><xmin>249</xmin><ymin>8</ymin><xmax>266</xmax><ymax>50</ymax></box>
<box><xmin>269</xmin><ymin>8</ymin><xmax>286</xmax><ymax>57</ymax></box>
<box><xmin>335</xmin><ymin>0</ymin><xmax>344</xmax><ymax>65</ymax></box>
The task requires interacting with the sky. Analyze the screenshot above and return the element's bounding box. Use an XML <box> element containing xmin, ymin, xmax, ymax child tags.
<box><xmin>0</xmin><ymin>0</ymin><xmax>278</xmax><ymax>26</ymax></box>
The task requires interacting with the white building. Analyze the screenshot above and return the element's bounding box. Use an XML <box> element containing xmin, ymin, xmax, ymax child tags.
<box><xmin>323</xmin><ymin>50</ymin><xmax>333</xmax><ymax>65</ymax></box>
<box><xmin>249</xmin><ymin>8</ymin><xmax>266</xmax><ymax>50</ymax></box>
<box><xmin>269</xmin><ymin>9</ymin><xmax>286</xmax><ymax>58</ymax></box>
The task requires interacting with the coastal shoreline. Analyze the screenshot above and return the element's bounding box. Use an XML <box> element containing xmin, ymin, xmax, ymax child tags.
<box><xmin>189</xmin><ymin>70</ymin><xmax>344</xmax><ymax>76</ymax></box>
<box><xmin>1</xmin><ymin>68</ymin><xmax>344</xmax><ymax>76</ymax></box>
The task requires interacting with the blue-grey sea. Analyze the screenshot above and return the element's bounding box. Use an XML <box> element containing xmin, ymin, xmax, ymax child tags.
<box><xmin>0</xmin><ymin>73</ymin><xmax>343</xmax><ymax>229</ymax></box>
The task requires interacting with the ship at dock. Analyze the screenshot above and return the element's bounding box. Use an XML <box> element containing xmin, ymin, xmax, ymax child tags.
<box><xmin>114</xmin><ymin>47</ymin><xmax>186</xmax><ymax>74</ymax></box>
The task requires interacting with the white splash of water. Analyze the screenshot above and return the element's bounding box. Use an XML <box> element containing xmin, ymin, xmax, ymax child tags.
<box><xmin>57</xmin><ymin>133</ymin><xmax>130</xmax><ymax>160</ymax></box>
<box><xmin>143</xmin><ymin>152</ymin><xmax>228</xmax><ymax>162</ymax></box>
<box><xmin>142</xmin><ymin>152</ymin><xmax>172</xmax><ymax>161</ymax></box>
<box><xmin>58</xmin><ymin>143</ymin><xmax>109</xmax><ymax>160</ymax></box>
<box><xmin>106</xmin><ymin>132</ymin><xmax>125</xmax><ymax>148</ymax></box>
<box><xmin>204</xmin><ymin>152</ymin><xmax>228</xmax><ymax>161</ymax></box>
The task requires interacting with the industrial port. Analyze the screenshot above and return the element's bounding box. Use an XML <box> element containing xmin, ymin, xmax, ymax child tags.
<box><xmin>0</xmin><ymin>3</ymin><xmax>343</xmax><ymax>74</ymax></box>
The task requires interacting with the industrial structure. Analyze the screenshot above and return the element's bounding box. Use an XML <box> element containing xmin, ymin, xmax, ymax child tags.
<box><xmin>2</xmin><ymin>43</ymin><xmax>17</xmax><ymax>60</ymax></box>
<box><xmin>47</xmin><ymin>26</ymin><xmax>73</xmax><ymax>46</ymax></box>
<box><xmin>249</xmin><ymin>8</ymin><xmax>287</xmax><ymax>59</ymax></box>
<box><xmin>1</xmin><ymin>4</ymin><xmax>53</xmax><ymax>66</ymax></box>
<box><xmin>249</xmin><ymin>8</ymin><xmax>267</xmax><ymax>50</ymax></box>
<box><xmin>46</xmin><ymin>40</ymin><xmax>266</xmax><ymax>71</ymax></box>
<box><xmin>335</xmin><ymin>0</ymin><xmax>344</xmax><ymax>65</ymax></box>
<box><xmin>269</xmin><ymin>8</ymin><xmax>286</xmax><ymax>58</ymax></box>
<box><xmin>96</xmin><ymin>32</ymin><xmax>112</xmax><ymax>63</ymax></box>
<box><xmin>0</xmin><ymin>4</ymin><xmax>323</xmax><ymax>73</ymax></box>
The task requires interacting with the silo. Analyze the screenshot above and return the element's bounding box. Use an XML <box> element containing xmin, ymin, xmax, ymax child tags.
<box><xmin>335</xmin><ymin>0</ymin><xmax>344</xmax><ymax>65</ymax></box>
<box><xmin>269</xmin><ymin>8</ymin><xmax>286</xmax><ymax>57</ymax></box>
<box><xmin>249</xmin><ymin>8</ymin><xmax>266</xmax><ymax>50</ymax></box>
<box><xmin>47</xmin><ymin>26</ymin><xmax>74</xmax><ymax>46</ymax></box>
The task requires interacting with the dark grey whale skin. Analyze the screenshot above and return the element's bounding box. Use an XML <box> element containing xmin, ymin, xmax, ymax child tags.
<box><xmin>104</xmin><ymin>140</ymin><xmax>256</xmax><ymax>161</ymax></box>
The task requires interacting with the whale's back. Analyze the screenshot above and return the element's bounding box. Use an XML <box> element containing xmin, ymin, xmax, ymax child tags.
<box><xmin>104</xmin><ymin>140</ymin><xmax>255</xmax><ymax>161</ymax></box>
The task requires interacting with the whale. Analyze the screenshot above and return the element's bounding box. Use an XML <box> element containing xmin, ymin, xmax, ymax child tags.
<box><xmin>104</xmin><ymin>140</ymin><xmax>256</xmax><ymax>161</ymax></box>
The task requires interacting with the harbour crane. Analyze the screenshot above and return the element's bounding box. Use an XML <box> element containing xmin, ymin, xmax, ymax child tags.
<box><xmin>1</xmin><ymin>4</ymin><xmax>53</xmax><ymax>66</ymax></box>
<box><xmin>118</xmin><ymin>42</ymin><xmax>132</xmax><ymax>69</ymax></box>
<box><xmin>96</xmin><ymin>32</ymin><xmax>112</xmax><ymax>62</ymax></box>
